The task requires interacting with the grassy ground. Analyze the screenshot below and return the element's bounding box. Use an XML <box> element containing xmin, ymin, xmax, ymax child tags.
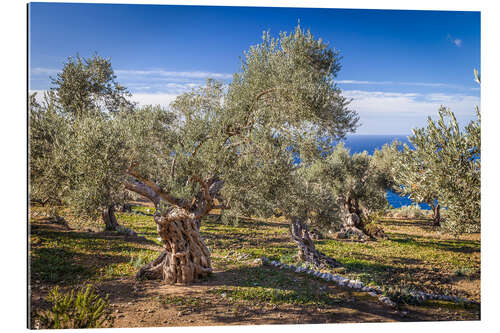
<box><xmin>29</xmin><ymin>204</ymin><xmax>480</xmax><ymax>328</ymax></box>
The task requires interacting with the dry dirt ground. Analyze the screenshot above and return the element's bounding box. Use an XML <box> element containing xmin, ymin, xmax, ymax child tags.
<box><xmin>29</xmin><ymin>206</ymin><xmax>480</xmax><ymax>328</ymax></box>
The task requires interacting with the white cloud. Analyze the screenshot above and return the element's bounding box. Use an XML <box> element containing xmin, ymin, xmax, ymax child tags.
<box><xmin>131</xmin><ymin>93</ymin><xmax>180</xmax><ymax>107</ymax></box>
<box><xmin>447</xmin><ymin>34</ymin><xmax>463</xmax><ymax>47</ymax></box>
<box><xmin>345</xmin><ymin>90</ymin><xmax>479</xmax><ymax>116</ymax></box>
<box><xmin>31</xmin><ymin>67</ymin><xmax>233</xmax><ymax>81</ymax></box>
<box><xmin>115</xmin><ymin>69</ymin><xmax>233</xmax><ymax>80</ymax></box>
<box><xmin>30</xmin><ymin>67</ymin><xmax>58</xmax><ymax>76</ymax></box>
<box><xmin>29</xmin><ymin>88</ymin><xmax>480</xmax><ymax>135</ymax></box>
<box><xmin>338</xmin><ymin>79</ymin><xmax>465</xmax><ymax>89</ymax></box>
<box><xmin>344</xmin><ymin>89</ymin><xmax>480</xmax><ymax>134</ymax></box>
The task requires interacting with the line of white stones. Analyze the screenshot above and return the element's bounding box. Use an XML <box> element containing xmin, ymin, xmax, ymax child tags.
<box><xmin>256</xmin><ymin>257</ymin><xmax>477</xmax><ymax>308</ymax></box>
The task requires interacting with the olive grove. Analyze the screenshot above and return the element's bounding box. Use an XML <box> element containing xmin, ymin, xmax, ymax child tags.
<box><xmin>30</xmin><ymin>25</ymin><xmax>363</xmax><ymax>284</ymax></box>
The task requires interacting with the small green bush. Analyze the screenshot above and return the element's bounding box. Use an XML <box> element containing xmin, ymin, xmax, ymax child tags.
<box><xmin>38</xmin><ymin>285</ymin><xmax>113</xmax><ymax>329</ymax></box>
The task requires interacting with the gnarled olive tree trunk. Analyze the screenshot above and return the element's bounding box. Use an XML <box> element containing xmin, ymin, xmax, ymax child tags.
<box><xmin>430</xmin><ymin>203</ymin><xmax>441</xmax><ymax>226</ymax></box>
<box><xmin>125</xmin><ymin>174</ymin><xmax>222</xmax><ymax>284</ymax></box>
<box><xmin>102</xmin><ymin>205</ymin><xmax>119</xmax><ymax>231</ymax></box>
<box><xmin>289</xmin><ymin>217</ymin><xmax>342</xmax><ymax>269</ymax></box>
<box><xmin>337</xmin><ymin>197</ymin><xmax>369</xmax><ymax>240</ymax></box>
<box><xmin>337</xmin><ymin>197</ymin><xmax>386</xmax><ymax>240</ymax></box>
<box><xmin>136</xmin><ymin>208</ymin><xmax>212</xmax><ymax>283</ymax></box>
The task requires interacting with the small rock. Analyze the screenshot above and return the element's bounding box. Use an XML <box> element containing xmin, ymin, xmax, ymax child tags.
<box><xmin>385</xmin><ymin>300</ymin><xmax>397</xmax><ymax>307</ymax></box>
<box><xmin>118</xmin><ymin>314</ymin><xmax>125</xmax><ymax>318</ymax></box>
<box><xmin>368</xmin><ymin>292</ymin><xmax>378</xmax><ymax>297</ymax></box>
<box><xmin>221</xmin><ymin>292</ymin><xmax>227</xmax><ymax>298</ymax></box>
<box><xmin>253</xmin><ymin>258</ymin><xmax>263</xmax><ymax>265</ymax></box>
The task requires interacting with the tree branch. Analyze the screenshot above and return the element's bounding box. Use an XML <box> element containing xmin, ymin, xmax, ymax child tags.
<box><xmin>127</xmin><ymin>169</ymin><xmax>191</xmax><ymax>209</ymax></box>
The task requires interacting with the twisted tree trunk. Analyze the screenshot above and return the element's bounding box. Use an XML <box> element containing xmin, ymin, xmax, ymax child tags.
<box><xmin>431</xmin><ymin>203</ymin><xmax>441</xmax><ymax>226</ymax></box>
<box><xmin>136</xmin><ymin>209</ymin><xmax>212</xmax><ymax>283</ymax></box>
<box><xmin>337</xmin><ymin>197</ymin><xmax>369</xmax><ymax>240</ymax></box>
<box><xmin>125</xmin><ymin>174</ymin><xmax>223</xmax><ymax>284</ymax></box>
<box><xmin>102</xmin><ymin>205</ymin><xmax>119</xmax><ymax>231</ymax></box>
<box><xmin>289</xmin><ymin>217</ymin><xmax>342</xmax><ymax>269</ymax></box>
<box><xmin>337</xmin><ymin>196</ymin><xmax>387</xmax><ymax>240</ymax></box>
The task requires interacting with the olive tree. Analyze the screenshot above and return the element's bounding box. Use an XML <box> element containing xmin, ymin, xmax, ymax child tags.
<box><xmin>387</xmin><ymin>72</ymin><xmax>480</xmax><ymax>233</ymax></box>
<box><xmin>29</xmin><ymin>92</ymin><xmax>71</xmax><ymax>208</ymax></box>
<box><xmin>405</xmin><ymin>106</ymin><xmax>480</xmax><ymax>233</ymax></box>
<box><xmin>50</xmin><ymin>53</ymin><xmax>134</xmax><ymax>117</ymax></box>
<box><xmin>389</xmin><ymin>139</ymin><xmax>442</xmax><ymax>225</ymax></box>
<box><xmin>301</xmin><ymin>143</ymin><xmax>389</xmax><ymax>241</ymax></box>
<box><xmin>30</xmin><ymin>54</ymin><xmax>136</xmax><ymax>230</ymax></box>
<box><xmin>32</xmin><ymin>25</ymin><xmax>358</xmax><ymax>283</ymax></box>
<box><xmin>122</xmin><ymin>25</ymin><xmax>358</xmax><ymax>281</ymax></box>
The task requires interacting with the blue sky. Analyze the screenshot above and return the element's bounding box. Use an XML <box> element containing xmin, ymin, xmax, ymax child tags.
<box><xmin>28</xmin><ymin>2</ymin><xmax>480</xmax><ymax>134</ymax></box>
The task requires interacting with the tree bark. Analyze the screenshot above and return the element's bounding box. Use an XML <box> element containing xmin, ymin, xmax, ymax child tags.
<box><xmin>337</xmin><ymin>197</ymin><xmax>370</xmax><ymax>240</ymax></box>
<box><xmin>289</xmin><ymin>217</ymin><xmax>342</xmax><ymax>269</ymax></box>
<box><xmin>126</xmin><ymin>175</ymin><xmax>223</xmax><ymax>284</ymax></box>
<box><xmin>431</xmin><ymin>203</ymin><xmax>441</xmax><ymax>226</ymax></box>
<box><xmin>102</xmin><ymin>205</ymin><xmax>119</xmax><ymax>231</ymax></box>
<box><xmin>136</xmin><ymin>209</ymin><xmax>212</xmax><ymax>283</ymax></box>
<box><xmin>336</xmin><ymin>196</ymin><xmax>387</xmax><ymax>240</ymax></box>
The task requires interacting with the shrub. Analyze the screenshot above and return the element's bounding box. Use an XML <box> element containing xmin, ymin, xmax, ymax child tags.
<box><xmin>389</xmin><ymin>205</ymin><xmax>429</xmax><ymax>219</ymax></box>
<box><xmin>38</xmin><ymin>285</ymin><xmax>113</xmax><ymax>329</ymax></box>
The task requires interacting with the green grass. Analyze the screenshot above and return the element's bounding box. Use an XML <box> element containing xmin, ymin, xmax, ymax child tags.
<box><xmin>30</xmin><ymin>205</ymin><xmax>480</xmax><ymax>304</ymax></box>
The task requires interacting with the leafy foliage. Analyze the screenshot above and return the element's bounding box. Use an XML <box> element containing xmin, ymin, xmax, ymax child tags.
<box><xmin>38</xmin><ymin>285</ymin><xmax>112</xmax><ymax>329</ymax></box>
<box><xmin>50</xmin><ymin>53</ymin><xmax>134</xmax><ymax>117</ymax></box>
<box><xmin>390</xmin><ymin>106</ymin><xmax>480</xmax><ymax>233</ymax></box>
<box><xmin>31</xmin><ymin>24</ymin><xmax>358</xmax><ymax>230</ymax></box>
<box><xmin>299</xmin><ymin>142</ymin><xmax>390</xmax><ymax>232</ymax></box>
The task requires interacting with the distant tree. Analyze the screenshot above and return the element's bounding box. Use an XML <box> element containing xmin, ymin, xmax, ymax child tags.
<box><xmin>30</xmin><ymin>53</ymin><xmax>136</xmax><ymax>230</ymax></box>
<box><xmin>50</xmin><ymin>53</ymin><xmax>134</xmax><ymax>118</ymax></box>
<box><xmin>303</xmin><ymin>143</ymin><xmax>389</xmax><ymax>241</ymax></box>
<box><xmin>390</xmin><ymin>138</ymin><xmax>442</xmax><ymax>225</ymax></box>
<box><xmin>412</xmin><ymin>107</ymin><xmax>479</xmax><ymax>233</ymax></box>
<box><xmin>29</xmin><ymin>92</ymin><xmax>70</xmax><ymax>208</ymax></box>
<box><xmin>387</xmin><ymin>71</ymin><xmax>480</xmax><ymax>232</ymax></box>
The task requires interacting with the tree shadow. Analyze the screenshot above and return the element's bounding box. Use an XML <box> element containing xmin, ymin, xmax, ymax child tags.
<box><xmin>187</xmin><ymin>265</ymin><xmax>406</xmax><ymax>323</ymax></box>
<box><xmin>388</xmin><ymin>234</ymin><xmax>480</xmax><ymax>254</ymax></box>
<box><xmin>29</xmin><ymin>221</ymin><xmax>162</xmax><ymax>285</ymax></box>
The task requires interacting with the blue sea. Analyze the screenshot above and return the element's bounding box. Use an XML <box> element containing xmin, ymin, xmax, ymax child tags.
<box><xmin>339</xmin><ymin>134</ymin><xmax>430</xmax><ymax>210</ymax></box>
